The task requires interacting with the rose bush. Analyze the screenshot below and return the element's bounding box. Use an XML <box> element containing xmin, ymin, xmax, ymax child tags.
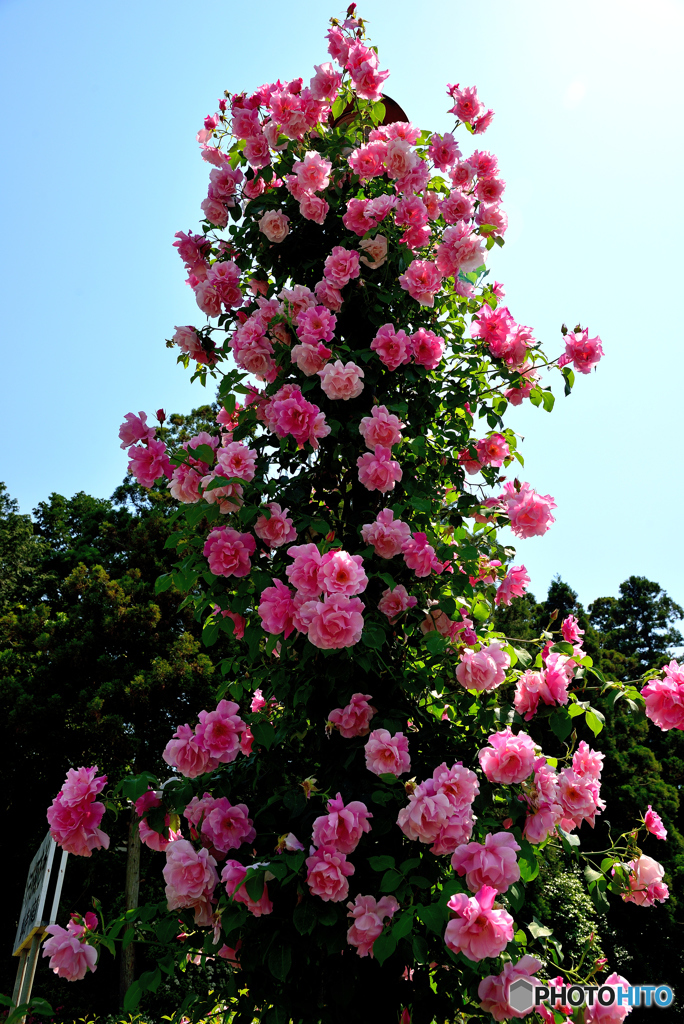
<box><xmin>42</xmin><ymin>8</ymin><xmax>678</xmax><ymax>1024</ymax></box>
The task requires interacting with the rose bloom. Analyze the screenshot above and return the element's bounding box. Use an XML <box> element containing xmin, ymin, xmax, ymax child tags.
<box><xmin>201</xmin><ymin>798</ymin><xmax>256</xmax><ymax>854</ymax></box>
<box><xmin>162</xmin><ymin>723</ymin><xmax>215</xmax><ymax>778</ymax></box>
<box><xmin>318</xmin><ymin>550</ymin><xmax>368</xmax><ymax>596</ymax></box>
<box><xmin>311</xmin><ymin>792</ymin><xmax>373</xmax><ymax>854</ymax></box>
<box><xmin>258</xmin><ymin>209</ymin><xmax>290</xmax><ymax>243</ymax></box>
<box><xmin>215</xmin><ymin>441</ymin><xmax>257</xmax><ymax>482</ymax></box>
<box><xmin>428</xmin><ymin>131</ymin><xmax>461</xmax><ymax>171</ymax></box>
<box><xmin>445</xmin><ymin>885</ymin><xmax>514</xmax><ymax>962</ymax></box>
<box><xmin>221</xmin><ymin>860</ymin><xmax>273</xmax><ymax>917</ymax></box>
<box><xmin>47</xmin><ymin>766</ymin><xmax>109</xmax><ymax>858</ymax></box>
<box><xmin>308</xmin><ymin>594</ymin><xmax>365</xmax><ymax>649</ymax></box>
<box><xmin>358</xmin><ymin>405</ymin><xmax>403</xmax><ymax>449</ymax></box>
<box><xmin>378</xmin><ymin>585</ymin><xmax>417</xmax><ymax>623</ymax></box>
<box><xmin>451</xmin><ymin>832</ymin><xmax>521</xmax><ymax>894</ymax></box>
<box><xmin>557</xmin><ymin>768</ymin><xmax>602</xmax><ymax>829</ymax></box>
<box><xmin>258</xmin><ymin>579</ymin><xmax>296</xmax><ymax>638</ymax></box>
<box><xmin>495</xmin><ymin>565</ymin><xmax>530</xmax><ymax>606</ymax></box>
<box><xmin>370</xmin><ymin>323</ymin><xmax>412</xmax><ymax>370</ymax></box>
<box><xmin>642</xmin><ymin>662</ymin><xmax>684</xmax><ymax>730</ymax></box>
<box><xmin>398</xmin><ymin>259</ymin><xmax>442</xmax><ymax>307</ymax></box>
<box><xmin>478</xmin><ymin>728</ymin><xmax>537</xmax><ymax>785</ymax></box>
<box><xmin>318</xmin><ymin>360</ymin><xmax>365</xmax><ymax>400</ymax></box>
<box><xmin>558</xmin><ymin>328</ymin><xmax>604</xmax><ymax>375</ymax></box>
<box><xmin>359</xmin><ymin>234</ymin><xmax>388</xmax><ymax>269</ymax></box>
<box><xmin>195</xmin><ymin>699</ymin><xmax>246</xmax><ymax>763</ymax></box>
<box><xmin>361</xmin><ymin>508</ymin><xmax>412</xmax><ymax>558</ymax></box>
<box><xmin>254</xmin><ymin>502</ymin><xmax>297</xmax><ymax>547</ymax></box>
<box><xmin>501</xmin><ymin>481</ymin><xmax>557</xmax><ymax>539</ymax></box>
<box><xmin>135</xmin><ymin>790</ymin><xmax>179</xmax><ymax>852</ymax></box>
<box><xmin>402</xmin><ymin>532</ymin><xmax>444</xmax><ymax>577</ymax></box>
<box><xmin>300</xmin><ymin>193</ymin><xmax>329</xmax><ymax>224</ymax></box>
<box><xmin>621</xmin><ymin>855</ymin><xmax>669</xmax><ymax>907</ymax></box>
<box><xmin>328</xmin><ymin>693</ymin><xmax>376</xmax><ymax>738</ymax></box>
<box><xmin>163</xmin><ymin>839</ymin><xmax>218</xmax><ymax>913</ymax></box>
<box><xmin>478</xmin><ymin>956</ymin><xmax>543</xmax><ymax>1022</ymax></box>
<box><xmin>411</xmin><ymin>328</ymin><xmax>444</xmax><ymax>370</ymax></box>
<box><xmin>365</xmin><ymin>729</ymin><xmax>411</xmax><ymax>777</ymax></box>
<box><xmin>323</xmin><ymin>245</ymin><xmax>361</xmax><ymax>289</ymax></box>
<box><xmin>119</xmin><ymin>411</ymin><xmax>155</xmax><ymax>449</ymax></box>
<box><xmin>584</xmin><ymin>973</ymin><xmax>633</xmax><ymax>1024</ymax></box>
<box><xmin>293</xmin><ymin>150</ymin><xmax>332</xmax><ymax>192</ymax></box>
<box><xmin>42</xmin><ymin>925</ymin><xmax>98</xmax><ymax>981</ymax></box>
<box><xmin>128</xmin><ymin>439</ymin><xmax>172</xmax><ymax>489</ymax></box>
<box><xmin>291</xmin><ymin>341</ymin><xmax>332</xmax><ymax>376</ymax></box>
<box><xmin>306</xmin><ymin>845</ymin><xmax>355</xmax><ymax>902</ymax></box>
<box><xmin>296</xmin><ymin>304</ymin><xmax>337</xmax><ymax>344</ymax></box>
<box><xmin>456</xmin><ymin>642</ymin><xmax>510</xmax><ymax>693</ymax></box>
<box><xmin>644</xmin><ymin>804</ymin><xmax>667</xmax><ymax>840</ymax></box>
<box><xmin>203</xmin><ymin>527</ymin><xmax>256</xmax><ymax>578</ymax></box>
<box><xmin>357</xmin><ymin>446</ymin><xmax>402</xmax><ymax>493</ymax></box>
<box><xmin>346</xmin><ymin>895</ymin><xmax>399</xmax><ymax>958</ymax></box>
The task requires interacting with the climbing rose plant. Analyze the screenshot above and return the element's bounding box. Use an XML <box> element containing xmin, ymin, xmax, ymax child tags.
<box><xmin>43</xmin><ymin>8</ymin><xmax>676</xmax><ymax>1023</ymax></box>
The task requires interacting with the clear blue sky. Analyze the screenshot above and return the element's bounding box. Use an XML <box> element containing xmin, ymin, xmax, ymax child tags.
<box><xmin>1</xmin><ymin>0</ymin><xmax>683</xmax><ymax>615</ymax></box>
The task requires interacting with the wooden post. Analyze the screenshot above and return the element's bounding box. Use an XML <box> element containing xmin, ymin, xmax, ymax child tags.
<box><xmin>15</xmin><ymin>932</ymin><xmax>43</xmax><ymax>1023</ymax></box>
<box><xmin>118</xmin><ymin>808</ymin><xmax>141</xmax><ymax>1007</ymax></box>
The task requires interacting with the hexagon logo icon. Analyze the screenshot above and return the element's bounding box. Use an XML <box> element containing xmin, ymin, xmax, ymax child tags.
<box><xmin>508</xmin><ymin>977</ymin><xmax>535</xmax><ymax>1014</ymax></box>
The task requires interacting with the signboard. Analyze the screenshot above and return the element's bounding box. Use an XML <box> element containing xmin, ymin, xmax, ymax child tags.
<box><xmin>13</xmin><ymin>834</ymin><xmax>60</xmax><ymax>956</ymax></box>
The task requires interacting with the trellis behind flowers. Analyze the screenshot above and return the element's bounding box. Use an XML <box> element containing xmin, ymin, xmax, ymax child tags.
<box><xmin>41</xmin><ymin>8</ymin><xmax>680</xmax><ymax>1023</ymax></box>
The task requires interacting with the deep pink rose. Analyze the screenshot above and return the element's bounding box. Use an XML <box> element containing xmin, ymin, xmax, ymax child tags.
<box><xmin>495</xmin><ymin>565</ymin><xmax>530</xmax><ymax>606</ymax></box>
<box><xmin>119</xmin><ymin>411</ymin><xmax>155</xmax><ymax>449</ymax></box>
<box><xmin>642</xmin><ymin>663</ymin><xmax>684</xmax><ymax>730</ymax></box>
<box><xmin>195</xmin><ymin>699</ymin><xmax>246</xmax><ymax>763</ymax></box>
<box><xmin>398</xmin><ymin>259</ymin><xmax>442</xmax><ymax>306</ymax></box>
<box><xmin>128</xmin><ymin>439</ymin><xmax>172</xmax><ymax>489</ymax></box>
<box><xmin>501</xmin><ymin>481</ymin><xmax>556</xmax><ymax>538</ymax></box>
<box><xmin>478</xmin><ymin>956</ymin><xmax>543</xmax><ymax>1021</ymax></box>
<box><xmin>203</xmin><ymin>527</ymin><xmax>256</xmax><ymax>577</ymax></box>
<box><xmin>323</xmin><ymin>246</ymin><xmax>361</xmax><ymax>289</ymax></box>
<box><xmin>307</xmin><ymin>594</ymin><xmax>365</xmax><ymax>649</ymax></box>
<box><xmin>47</xmin><ymin>767</ymin><xmax>109</xmax><ymax>858</ymax></box>
<box><xmin>644</xmin><ymin>804</ymin><xmax>667</xmax><ymax>840</ymax></box>
<box><xmin>286</xmin><ymin>542</ymin><xmax>324</xmax><ymax>598</ymax></box>
<box><xmin>318</xmin><ymin>550</ymin><xmax>368</xmax><ymax>596</ymax></box>
<box><xmin>312</xmin><ymin>792</ymin><xmax>372</xmax><ymax>854</ymax></box>
<box><xmin>411</xmin><ymin>328</ymin><xmax>444</xmax><ymax>369</ymax></box>
<box><xmin>402</xmin><ymin>532</ymin><xmax>445</xmax><ymax>577</ymax></box>
<box><xmin>258</xmin><ymin>579</ymin><xmax>297</xmax><ymax>638</ymax></box>
<box><xmin>221</xmin><ymin>860</ymin><xmax>273</xmax><ymax>916</ymax></box>
<box><xmin>378</xmin><ymin>585</ymin><xmax>417</xmax><ymax>623</ymax></box>
<box><xmin>328</xmin><ymin>693</ymin><xmax>376</xmax><ymax>738</ymax></box>
<box><xmin>201</xmin><ymin>798</ymin><xmax>256</xmax><ymax>854</ymax></box>
<box><xmin>558</xmin><ymin>328</ymin><xmax>604</xmax><ymax>375</ymax></box>
<box><xmin>370</xmin><ymin>323</ymin><xmax>412</xmax><ymax>370</ymax></box>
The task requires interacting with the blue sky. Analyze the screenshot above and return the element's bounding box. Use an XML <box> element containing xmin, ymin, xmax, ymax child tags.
<box><xmin>1</xmin><ymin>0</ymin><xmax>683</xmax><ymax>614</ymax></box>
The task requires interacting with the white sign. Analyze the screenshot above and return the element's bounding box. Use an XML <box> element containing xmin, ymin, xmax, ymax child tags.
<box><xmin>13</xmin><ymin>834</ymin><xmax>57</xmax><ymax>955</ymax></box>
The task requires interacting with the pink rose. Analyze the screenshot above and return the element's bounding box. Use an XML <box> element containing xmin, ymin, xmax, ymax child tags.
<box><xmin>456</xmin><ymin>643</ymin><xmax>510</xmax><ymax>692</ymax></box>
<box><xmin>445</xmin><ymin>885</ymin><xmax>514</xmax><ymax>961</ymax></box>
<box><xmin>365</xmin><ymin>729</ymin><xmax>411</xmax><ymax>777</ymax></box>
<box><xmin>398</xmin><ymin>259</ymin><xmax>442</xmax><ymax>307</ymax></box>
<box><xmin>293</xmin><ymin>150</ymin><xmax>332</xmax><ymax>192</ymax></box>
<box><xmin>258</xmin><ymin>579</ymin><xmax>296</xmax><ymax>638</ymax></box>
<box><xmin>348</xmin><ymin>142</ymin><xmax>388</xmax><ymax>180</ymax></box>
<box><xmin>557</xmin><ymin>768</ymin><xmax>603</xmax><ymax>829</ymax></box>
<box><xmin>195</xmin><ymin>699</ymin><xmax>246</xmax><ymax>763</ymax></box>
<box><xmin>359</xmin><ymin>234</ymin><xmax>388</xmax><ymax>269</ymax></box>
<box><xmin>203</xmin><ymin>526</ymin><xmax>256</xmax><ymax>577</ymax></box>
<box><xmin>357</xmin><ymin>446</ymin><xmax>402</xmax><ymax>493</ymax></box>
<box><xmin>255</xmin><ymin>502</ymin><xmax>297</xmax><ymax>547</ymax></box>
<box><xmin>621</xmin><ymin>855</ymin><xmax>669</xmax><ymax>907</ymax></box>
<box><xmin>370</xmin><ymin>323</ymin><xmax>412</xmax><ymax>370</ymax></box>
<box><xmin>558</xmin><ymin>328</ymin><xmax>604</xmax><ymax>375</ymax></box>
<box><xmin>163</xmin><ymin>723</ymin><xmax>215</xmax><ymax>778</ymax></box>
<box><xmin>308</xmin><ymin>594</ymin><xmax>365</xmax><ymax>649</ymax></box>
<box><xmin>328</xmin><ymin>693</ymin><xmax>376</xmax><ymax>738</ymax></box>
<box><xmin>501</xmin><ymin>481</ymin><xmax>557</xmax><ymax>539</ymax></box>
<box><xmin>478</xmin><ymin>956</ymin><xmax>543</xmax><ymax>1022</ymax></box>
<box><xmin>361</xmin><ymin>508</ymin><xmax>412</xmax><ymax>558</ymax></box>
<box><xmin>314</xmin><ymin>278</ymin><xmax>344</xmax><ymax>311</ymax></box>
<box><xmin>128</xmin><ymin>439</ymin><xmax>172</xmax><ymax>489</ymax></box>
<box><xmin>258</xmin><ymin>210</ymin><xmax>290</xmax><ymax>243</ymax></box>
<box><xmin>310</xmin><ymin>62</ymin><xmax>343</xmax><ymax>102</ymax></box>
<box><xmin>359</xmin><ymin>405</ymin><xmax>403</xmax><ymax>449</ymax></box>
<box><xmin>119</xmin><ymin>411</ymin><xmax>155</xmax><ymax>449</ymax></box>
<box><xmin>201</xmin><ymin>798</ymin><xmax>256</xmax><ymax>854</ymax></box>
<box><xmin>286</xmin><ymin>542</ymin><xmax>324</xmax><ymax>598</ymax></box>
<box><xmin>644</xmin><ymin>804</ymin><xmax>667</xmax><ymax>840</ymax></box>
<box><xmin>378</xmin><ymin>585</ymin><xmax>417</xmax><ymax>623</ymax></box>
<box><xmin>215</xmin><ymin>441</ymin><xmax>257</xmax><ymax>482</ymax></box>
<box><xmin>172</xmin><ymin>325</ymin><xmax>217</xmax><ymax>365</ymax></box>
<box><xmin>451</xmin><ymin>832</ymin><xmax>520</xmax><ymax>893</ymax></box>
<box><xmin>318</xmin><ymin>549</ymin><xmax>368</xmax><ymax>596</ymax></box>
<box><xmin>402</xmin><ymin>532</ymin><xmax>445</xmax><ymax>577</ymax></box>
<box><xmin>447</xmin><ymin>84</ymin><xmax>484</xmax><ymax>123</ymax></box>
<box><xmin>428</xmin><ymin>131</ymin><xmax>461</xmax><ymax>171</ymax></box>
<box><xmin>318</xmin><ymin>360</ymin><xmax>365</xmax><ymax>400</ymax></box>
<box><xmin>306</xmin><ymin>845</ymin><xmax>355</xmax><ymax>902</ymax></box>
<box><xmin>296</xmin><ymin>304</ymin><xmax>337</xmax><ymax>344</ymax></box>
<box><xmin>262</xmin><ymin>384</ymin><xmax>330</xmax><ymax>449</ymax></box>
<box><xmin>163</xmin><ymin>839</ymin><xmax>218</xmax><ymax>917</ymax></box>
<box><xmin>584</xmin><ymin>973</ymin><xmax>632</xmax><ymax>1023</ymax></box>
<box><xmin>346</xmin><ymin>895</ymin><xmax>399</xmax><ymax>957</ymax></box>
<box><xmin>200</xmin><ymin>197</ymin><xmax>229</xmax><ymax>227</ymax></box>
<box><xmin>495</xmin><ymin>565</ymin><xmax>530</xmax><ymax>606</ymax></box>
<box><xmin>312</xmin><ymin>792</ymin><xmax>372</xmax><ymax>854</ymax></box>
<box><xmin>397</xmin><ymin>764</ymin><xmax>478</xmax><ymax>853</ymax></box>
<box><xmin>323</xmin><ymin>246</ymin><xmax>361</xmax><ymax>289</ymax></box>
<box><xmin>478</xmin><ymin>728</ymin><xmax>537</xmax><ymax>785</ymax></box>
<box><xmin>135</xmin><ymin>790</ymin><xmax>179</xmax><ymax>852</ymax></box>
<box><xmin>642</xmin><ymin>662</ymin><xmax>684</xmax><ymax>730</ymax></box>
<box><xmin>291</xmin><ymin>341</ymin><xmax>332</xmax><ymax>376</ymax></box>
<box><xmin>411</xmin><ymin>328</ymin><xmax>444</xmax><ymax>370</ymax></box>
<box><xmin>221</xmin><ymin>860</ymin><xmax>273</xmax><ymax>916</ymax></box>
<box><xmin>42</xmin><ymin>925</ymin><xmax>98</xmax><ymax>981</ymax></box>
<box><xmin>47</xmin><ymin>767</ymin><xmax>109</xmax><ymax>858</ymax></box>
<box><xmin>300</xmin><ymin>192</ymin><xmax>329</xmax><ymax>224</ymax></box>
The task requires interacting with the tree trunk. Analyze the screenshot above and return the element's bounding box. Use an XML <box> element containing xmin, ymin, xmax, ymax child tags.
<box><xmin>118</xmin><ymin>809</ymin><xmax>140</xmax><ymax>1007</ymax></box>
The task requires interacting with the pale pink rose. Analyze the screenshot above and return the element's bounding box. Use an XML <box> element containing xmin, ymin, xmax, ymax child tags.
<box><xmin>456</xmin><ymin>643</ymin><xmax>510</xmax><ymax>692</ymax></box>
<box><xmin>308</xmin><ymin>594</ymin><xmax>365</xmax><ymax>649</ymax></box>
<box><xmin>119</xmin><ymin>411</ymin><xmax>155</xmax><ymax>449</ymax></box>
<box><xmin>346</xmin><ymin>895</ymin><xmax>399</xmax><ymax>957</ymax></box>
<box><xmin>318</xmin><ymin>550</ymin><xmax>368</xmax><ymax>596</ymax></box>
<box><xmin>47</xmin><ymin>767</ymin><xmax>109</xmax><ymax>858</ymax></box>
<box><xmin>383</xmin><ymin>137</ymin><xmax>418</xmax><ymax>179</ymax></box>
<box><xmin>584</xmin><ymin>973</ymin><xmax>632</xmax><ymax>1023</ymax></box>
<box><xmin>402</xmin><ymin>532</ymin><xmax>444</xmax><ymax>577</ymax></box>
<box><xmin>328</xmin><ymin>693</ymin><xmax>376</xmax><ymax>738</ymax></box>
<box><xmin>501</xmin><ymin>481</ymin><xmax>556</xmax><ymax>539</ymax></box>
<box><xmin>306</xmin><ymin>845</ymin><xmax>355</xmax><ymax>901</ymax></box>
<box><xmin>42</xmin><ymin>925</ymin><xmax>97</xmax><ymax>981</ymax></box>
<box><xmin>255</xmin><ymin>502</ymin><xmax>297</xmax><ymax>547</ymax></box>
<box><xmin>495</xmin><ymin>565</ymin><xmax>530</xmax><ymax>606</ymax></box>
<box><xmin>642</xmin><ymin>663</ymin><xmax>684</xmax><ymax>730</ymax></box>
<box><xmin>312</xmin><ymin>793</ymin><xmax>372</xmax><ymax>854</ymax></box>
<box><xmin>361</xmin><ymin>508</ymin><xmax>412</xmax><ymax>558</ymax></box>
<box><xmin>451</xmin><ymin>832</ymin><xmax>520</xmax><ymax>894</ymax></box>
<box><xmin>351</xmin><ymin>61</ymin><xmax>390</xmax><ymax>102</ymax></box>
<box><xmin>445</xmin><ymin>885</ymin><xmax>513</xmax><ymax>962</ymax></box>
<box><xmin>163</xmin><ymin>839</ymin><xmax>218</xmax><ymax>913</ymax></box>
<box><xmin>476</xmin><ymin>433</ymin><xmax>510</xmax><ymax>467</ymax></box>
<box><xmin>323</xmin><ymin>246</ymin><xmax>361</xmax><ymax>289</ymax></box>
<box><xmin>279</xmin><ymin>283</ymin><xmax>316</xmax><ymax>317</ymax></box>
<box><xmin>397</xmin><ymin>780</ymin><xmax>451</xmax><ymax>846</ymax></box>
<box><xmin>201</xmin><ymin>798</ymin><xmax>256</xmax><ymax>853</ymax></box>
<box><xmin>447</xmin><ymin>83</ymin><xmax>484</xmax><ymax>123</ymax></box>
<box><xmin>435</xmin><ymin>223</ymin><xmax>487</xmax><ymax>277</ymax></box>
<box><xmin>572</xmin><ymin>740</ymin><xmax>604</xmax><ymax>781</ymax></box>
<box><xmin>318</xmin><ymin>359</ymin><xmax>365</xmax><ymax>400</ymax></box>
<box><xmin>314</xmin><ymin>278</ymin><xmax>344</xmax><ymax>311</ymax></box>
<box><xmin>258</xmin><ymin>210</ymin><xmax>290</xmax><ymax>243</ymax></box>
<box><xmin>476</xmin><ymin>202</ymin><xmax>508</xmax><ymax>236</ymax></box>
<box><xmin>365</xmin><ymin>729</ymin><xmax>411</xmax><ymax>777</ymax></box>
<box><xmin>359</xmin><ymin>234</ymin><xmax>388</xmax><ymax>269</ymax></box>
<box><xmin>478</xmin><ymin>728</ymin><xmax>537</xmax><ymax>785</ymax></box>
<box><xmin>169</xmin><ymin>463</ymin><xmax>202</xmax><ymax>504</ymax></box>
<box><xmin>359</xmin><ymin>406</ymin><xmax>403</xmax><ymax>450</ymax></box>
<box><xmin>300</xmin><ymin>193</ymin><xmax>329</xmax><ymax>224</ymax></box>
<box><xmin>310</xmin><ymin>62</ymin><xmax>343</xmax><ymax>102</ymax></box>
<box><xmin>357</xmin><ymin>446</ymin><xmax>402</xmax><ymax>493</ymax></box>
<box><xmin>370</xmin><ymin>323</ymin><xmax>412</xmax><ymax>370</ymax></box>
<box><xmin>221</xmin><ymin>860</ymin><xmax>273</xmax><ymax>916</ymax></box>
<box><xmin>195</xmin><ymin>699</ymin><xmax>246</xmax><ymax>763</ymax></box>
<box><xmin>562</xmin><ymin>614</ymin><xmax>585</xmax><ymax>644</ymax></box>
<box><xmin>258</xmin><ymin>579</ymin><xmax>296</xmax><ymax>638</ymax></box>
<box><xmin>378</xmin><ymin>585</ymin><xmax>417</xmax><ymax>623</ymax></box>
<box><xmin>203</xmin><ymin>527</ymin><xmax>256</xmax><ymax>577</ymax></box>
<box><xmin>621</xmin><ymin>854</ymin><xmax>669</xmax><ymax>906</ymax></box>
<box><xmin>163</xmin><ymin>723</ymin><xmax>214</xmax><ymax>778</ymax></box>
<box><xmin>398</xmin><ymin>259</ymin><xmax>442</xmax><ymax>307</ymax></box>
<box><xmin>215</xmin><ymin>441</ymin><xmax>257</xmax><ymax>482</ymax></box>
<box><xmin>428</xmin><ymin>131</ymin><xmax>461</xmax><ymax>171</ymax></box>
<box><xmin>244</xmin><ymin>133</ymin><xmax>271</xmax><ymax>169</ymax></box>
<box><xmin>478</xmin><ymin>956</ymin><xmax>543</xmax><ymax>1022</ymax></box>
<box><xmin>242</xmin><ymin>175</ymin><xmax>267</xmax><ymax>199</ymax></box>
<box><xmin>514</xmin><ymin>670</ymin><xmax>550</xmax><ymax>721</ymax></box>
<box><xmin>411</xmin><ymin>328</ymin><xmax>445</xmax><ymax>370</ymax></box>
<box><xmin>293</xmin><ymin>150</ymin><xmax>332</xmax><ymax>192</ymax></box>
<box><xmin>644</xmin><ymin>805</ymin><xmax>667</xmax><ymax>840</ymax></box>
<box><xmin>558</xmin><ymin>328</ymin><xmax>604</xmax><ymax>375</ymax></box>
<box><xmin>348</xmin><ymin>142</ymin><xmax>388</xmax><ymax>180</ymax></box>
<box><xmin>201</xmin><ymin>197</ymin><xmax>229</xmax><ymax>227</ymax></box>
<box><xmin>172</xmin><ymin>325</ymin><xmax>217</xmax><ymax>365</ymax></box>
<box><xmin>286</xmin><ymin>542</ymin><xmax>324</xmax><ymax>598</ymax></box>
<box><xmin>128</xmin><ymin>439</ymin><xmax>172</xmax><ymax>489</ymax></box>
<box><xmin>291</xmin><ymin>341</ymin><xmax>332</xmax><ymax>376</ymax></box>
<box><xmin>558</xmin><ymin>768</ymin><xmax>603</xmax><ymax>829</ymax></box>
<box><xmin>441</xmin><ymin>190</ymin><xmax>475</xmax><ymax>224</ymax></box>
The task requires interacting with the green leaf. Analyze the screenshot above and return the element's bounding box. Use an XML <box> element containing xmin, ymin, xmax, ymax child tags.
<box><xmin>193</xmin><ymin>444</ymin><xmax>216</xmax><ymax>466</ymax></box>
<box><xmin>549</xmin><ymin>708</ymin><xmax>573</xmax><ymax>741</ymax></box>
<box><xmin>392</xmin><ymin>909</ymin><xmax>414</xmax><ymax>939</ymax></box>
<box><xmin>371</xmin><ymin>101</ymin><xmax>386</xmax><ymax>123</ymax></box>
<box><xmin>584</xmin><ymin>866</ymin><xmax>604</xmax><ymax>884</ymax></box>
<box><xmin>154</xmin><ymin>573</ymin><xmax>173</xmax><ymax>594</ymax></box>
<box><xmin>368</xmin><ymin>855</ymin><xmax>395</xmax><ymax>871</ymax></box>
<box><xmin>550</xmin><ymin>641</ymin><xmax>576</xmax><ymax>656</ymax></box>
<box><xmin>412</xmin><ymin>934</ymin><xmax>430</xmax><ymax>963</ymax></box>
<box><xmin>528</xmin><ymin>916</ymin><xmax>553</xmax><ymax>940</ymax></box>
<box><xmin>585</xmin><ymin>707</ymin><xmax>605</xmax><ymax>736</ymax></box>
<box><xmin>251</xmin><ymin>721</ymin><xmax>275</xmax><ymax>750</ymax></box>
<box><xmin>507</xmin><ymin>882</ymin><xmax>525</xmax><ymax>914</ymax></box>
<box><xmin>541</xmin><ymin>390</ymin><xmax>555</xmax><ymax>413</ymax></box>
<box><xmin>518</xmin><ymin>840</ymin><xmax>539</xmax><ymax>882</ymax></box>
<box><xmin>372</xmin><ymin>930</ymin><xmax>397</xmax><ymax>965</ymax></box>
<box><xmin>123</xmin><ymin>981</ymin><xmax>142</xmax><ymax>1012</ymax></box>
<box><xmin>245</xmin><ymin>869</ymin><xmax>266</xmax><ymax>901</ymax></box>
<box><xmin>380</xmin><ymin>869</ymin><xmax>403</xmax><ymax>892</ymax></box>
<box><xmin>268</xmin><ymin>942</ymin><xmax>291</xmax><ymax>981</ymax></box>
<box><xmin>513</xmin><ymin>646</ymin><xmax>532</xmax><ymax>668</ymax></box>
<box><xmin>293</xmin><ymin>901</ymin><xmax>317</xmax><ymax>936</ymax></box>
<box><xmin>416</xmin><ymin>903</ymin><xmax>446</xmax><ymax>934</ymax></box>
<box><xmin>424</xmin><ymin>630</ymin><xmax>447</xmax><ymax>654</ymax></box>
